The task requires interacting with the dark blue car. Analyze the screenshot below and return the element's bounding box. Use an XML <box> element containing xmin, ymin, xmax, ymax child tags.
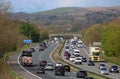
<box><xmin>88</xmin><ymin>61</ymin><xmax>95</xmax><ymax>66</ymax></box>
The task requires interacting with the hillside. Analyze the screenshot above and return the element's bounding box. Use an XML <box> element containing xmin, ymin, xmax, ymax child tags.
<box><xmin>11</xmin><ymin>7</ymin><xmax>120</xmax><ymax>32</ymax></box>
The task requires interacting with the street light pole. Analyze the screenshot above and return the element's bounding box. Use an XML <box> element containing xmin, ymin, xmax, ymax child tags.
<box><xmin>28</xmin><ymin>22</ymin><xmax>32</xmax><ymax>46</ymax></box>
<box><xmin>28</xmin><ymin>22</ymin><xmax>32</xmax><ymax>40</ymax></box>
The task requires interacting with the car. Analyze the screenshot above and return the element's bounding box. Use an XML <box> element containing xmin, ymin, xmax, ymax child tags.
<box><xmin>55</xmin><ymin>62</ymin><xmax>63</xmax><ymax>66</ymax></box>
<box><xmin>54</xmin><ymin>66</ymin><xmax>65</xmax><ymax>76</ymax></box>
<box><xmin>100</xmin><ymin>67</ymin><xmax>109</xmax><ymax>75</ymax></box>
<box><xmin>78</xmin><ymin>43</ymin><xmax>83</xmax><ymax>48</ymax></box>
<box><xmin>66</xmin><ymin>40</ymin><xmax>70</xmax><ymax>43</ymax></box>
<box><xmin>39</xmin><ymin>60</ymin><xmax>47</xmax><ymax>67</ymax></box>
<box><xmin>99</xmin><ymin>63</ymin><xmax>106</xmax><ymax>69</ymax></box>
<box><xmin>82</xmin><ymin>57</ymin><xmax>87</xmax><ymax>62</ymax></box>
<box><xmin>39</xmin><ymin>46</ymin><xmax>45</xmax><ymax>51</ymax></box>
<box><xmin>64</xmin><ymin>45</ymin><xmax>70</xmax><ymax>52</ymax></box>
<box><xmin>76</xmin><ymin>70</ymin><xmax>87</xmax><ymax>78</ymax></box>
<box><xmin>69</xmin><ymin>55</ymin><xmax>76</xmax><ymax>62</ymax></box>
<box><xmin>65</xmin><ymin>54</ymin><xmax>71</xmax><ymax>60</ymax></box>
<box><xmin>88</xmin><ymin>61</ymin><xmax>95</xmax><ymax>66</ymax></box>
<box><xmin>64</xmin><ymin>65</ymin><xmax>70</xmax><ymax>72</ymax></box>
<box><xmin>84</xmin><ymin>77</ymin><xmax>93</xmax><ymax>79</ymax></box>
<box><xmin>30</xmin><ymin>47</ymin><xmax>35</xmax><ymax>52</ymax></box>
<box><xmin>74</xmin><ymin>53</ymin><xmax>80</xmax><ymax>57</ymax></box>
<box><xmin>64</xmin><ymin>51</ymin><xmax>69</xmax><ymax>56</ymax></box>
<box><xmin>73</xmin><ymin>49</ymin><xmax>80</xmax><ymax>56</ymax></box>
<box><xmin>36</xmin><ymin>66</ymin><xmax>45</xmax><ymax>74</ymax></box>
<box><xmin>74</xmin><ymin>57</ymin><xmax>82</xmax><ymax>64</ymax></box>
<box><xmin>109</xmin><ymin>65</ymin><xmax>119</xmax><ymax>73</ymax></box>
<box><xmin>40</xmin><ymin>42</ymin><xmax>47</xmax><ymax>48</ymax></box>
<box><xmin>45</xmin><ymin>63</ymin><xmax>54</xmax><ymax>71</ymax></box>
<box><xmin>78</xmin><ymin>41</ymin><xmax>83</xmax><ymax>48</ymax></box>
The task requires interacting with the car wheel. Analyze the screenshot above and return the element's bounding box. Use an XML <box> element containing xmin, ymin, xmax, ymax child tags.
<box><xmin>43</xmin><ymin>72</ymin><xmax>45</xmax><ymax>74</ymax></box>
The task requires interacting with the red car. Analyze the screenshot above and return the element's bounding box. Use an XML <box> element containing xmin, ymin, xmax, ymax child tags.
<box><xmin>64</xmin><ymin>51</ymin><xmax>69</xmax><ymax>56</ymax></box>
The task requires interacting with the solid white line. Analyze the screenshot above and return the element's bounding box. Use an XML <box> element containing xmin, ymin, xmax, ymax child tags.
<box><xmin>17</xmin><ymin>54</ymin><xmax>42</xmax><ymax>79</ymax></box>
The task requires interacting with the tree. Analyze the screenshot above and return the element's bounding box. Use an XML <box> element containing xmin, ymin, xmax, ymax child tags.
<box><xmin>0</xmin><ymin>0</ymin><xmax>11</xmax><ymax>16</ymax></box>
<box><xmin>102</xmin><ymin>23</ymin><xmax>120</xmax><ymax>57</ymax></box>
<box><xmin>83</xmin><ymin>24</ymin><xmax>103</xmax><ymax>45</ymax></box>
<box><xmin>39</xmin><ymin>30</ymin><xmax>49</xmax><ymax>42</ymax></box>
<box><xmin>19</xmin><ymin>22</ymin><xmax>40</xmax><ymax>42</ymax></box>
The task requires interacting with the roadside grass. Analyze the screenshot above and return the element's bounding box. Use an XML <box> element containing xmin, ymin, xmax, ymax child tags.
<box><xmin>0</xmin><ymin>44</ymin><xmax>35</xmax><ymax>79</ymax></box>
<box><xmin>101</xmin><ymin>54</ymin><xmax>120</xmax><ymax>66</ymax></box>
<box><xmin>51</xmin><ymin>41</ymin><xmax>108</xmax><ymax>79</ymax></box>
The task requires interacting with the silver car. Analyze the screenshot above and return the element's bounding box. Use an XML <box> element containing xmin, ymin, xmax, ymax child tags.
<box><xmin>45</xmin><ymin>63</ymin><xmax>54</xmax><ymax>71</ymax></box>
<box><xmin>100</xmin><ymin>67</ymin><xmax>109</xmax><ymax>75</ymax></box>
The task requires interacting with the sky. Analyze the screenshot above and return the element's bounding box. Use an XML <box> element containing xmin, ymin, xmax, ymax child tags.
<box><xmin>9</xmin><ymin>0</ymin><xmax>120</xmax><ymax>13</ymax></box>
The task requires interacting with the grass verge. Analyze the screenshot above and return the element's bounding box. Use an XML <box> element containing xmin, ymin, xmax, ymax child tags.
<box><xmin>0</xmin><ymin>44</ymin><xmax>35</xmax><ymax>79</ymax></box>
<box><xmin>101</xmin><ymin>54</ymin><xmax>120</xmax><ymax>66</ymax></box>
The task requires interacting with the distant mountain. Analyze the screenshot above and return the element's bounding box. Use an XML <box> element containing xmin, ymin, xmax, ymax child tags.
<box><xmin>11</xmin><ymin>7</ymin><xmax>120</xmax><ymax>32</ymax></box>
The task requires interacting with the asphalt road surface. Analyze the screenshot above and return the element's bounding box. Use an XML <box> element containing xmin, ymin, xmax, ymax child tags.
<box><xmin>62</xmin><ymin>42</ymin><xmax>120</xmax><ymax>79</ymax></box>
<box><xmin>9</xmin><ymin>42</ymin><xmax>120</xmax><ymax>79</ymax></box>
<box><xmin>20</xmin><ymin>43</ymin><xmax>82</xmax><ymax>79</ymax></box>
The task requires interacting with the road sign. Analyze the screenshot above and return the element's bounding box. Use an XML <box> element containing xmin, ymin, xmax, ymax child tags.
<box><xmin>23</xmin><ymin>40</ymin><xmax>32</xmax><ymax>44</ymax></box>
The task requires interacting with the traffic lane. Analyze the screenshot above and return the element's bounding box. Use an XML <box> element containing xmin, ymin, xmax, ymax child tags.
<box><xmin>23</xmin><ymin>43</ymin><xmax>78</xmax><ymax>79</ymax></box>
<box><xmin>9</xmin><ymin>53</ymin><xmax>41</xmax><ymax>79</ymax></box>
<box><xmin>62</xmin><ymin>50</ymin><xmax>119</xmax><ymax>79</ymax></box>
<box><xmin>24</xmin><ymin>66</ymin><xmax>58</xmax><ymax>79</ymax></box>
<box><xmin>46</xmin><ymin>72</ymin><xmax>78</xmax><ymax>79</ymax></box>
<box><xmin>32</xmin><ymin>43</ymin><xmax>57</xmax><ymax>64</ymax></box>
<box><xmin>79</xmin><ymin>47</ymin><xmax>120</xmax><ymax>79</ymax></box>
<box><xmin>22</xmin><ymin>43</ymin><xmax>58</xmax><ymax>79</ymax></box>
<box><xmin>65</xmin><ymin>41</ymin><xmax>120</xmax><ymax>78</ymax></box>
<box><xmin>80</xmin><ymin>48</ymin><xmax>120</xmax><ymax>79</ymax></box>
<box><xmin>79</xmin><ymin>47</ymin><xmax>89</xmax><ymax>60</ymax></box>
<box><xmin>40</xmin><ymin>43</ymin><xmax>57</xmax><ymax>63</ymax></box>
<box><xmin>39</xmin><ymin>43</ymin><xmax>79</xmax><ymax>79</ymax></box>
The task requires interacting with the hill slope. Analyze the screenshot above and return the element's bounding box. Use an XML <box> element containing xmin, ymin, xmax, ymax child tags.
<box><xmin>11</xmin><ymin>7</ymin><xmax>120</xmax><ymax>32</ymax></box>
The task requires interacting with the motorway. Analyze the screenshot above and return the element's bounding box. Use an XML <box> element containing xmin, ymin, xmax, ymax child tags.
<box><xmin>20</xmin><ymin>43</ymin><xmax>83</xmax><ymax>79</ymax></box>
<box><xmin>62</xmin><ymin>42</ymin><xmax>120</xmax><ymax>79</ymax></box>
<box><xmin>10</xmin><ymin>42</ymin><xmax>120</xmax><ymax>79</ymax></box>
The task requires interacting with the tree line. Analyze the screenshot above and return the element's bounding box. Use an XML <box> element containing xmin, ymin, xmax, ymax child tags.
<box><xmin>0</xmin><ymin>0</ymin><xmax>49</xmax><ymax>53</ymax></box>
<box><xmin>82</xmin><ymin>18</ymin><xmax>120</xmax><ymax>57</ymax></box>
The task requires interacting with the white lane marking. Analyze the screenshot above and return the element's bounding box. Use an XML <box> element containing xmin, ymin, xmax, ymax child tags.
<box><xmin>17</xmin><ymin>54</ymin><xmax>42</xmax><ymax>79</ymax></box>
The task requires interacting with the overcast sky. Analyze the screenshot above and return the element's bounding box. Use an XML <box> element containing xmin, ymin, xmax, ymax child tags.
<box><xmin>9</xmin><ymin>0</ymin><xmax>120</xmax><ymax>13</ymax></box>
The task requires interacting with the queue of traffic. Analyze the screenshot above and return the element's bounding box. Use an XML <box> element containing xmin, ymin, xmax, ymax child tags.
<box><xmin>63</xmin><ymin>37</ymin><xmax>120</xmax><ymax>78</ymax></box>
<box><xmin>20</xmin><ymin>38</ymin><xmax>120</xmax><ymax>79</ymax></box>
<box><xmin>20</xmin><ymin>41</ymin><xmax>48</xmax><ymax>66</ymax></box>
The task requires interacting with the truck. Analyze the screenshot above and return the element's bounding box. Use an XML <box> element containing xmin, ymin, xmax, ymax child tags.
<box><xmin>21</xmin><ymin>50</ymin><xmax>33</xmax><ymax>66</ymax></box>
<box><xmin>89</xmin><ymin>47</ymin><xmax>100</xmax><ymax>61</ymax></box>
